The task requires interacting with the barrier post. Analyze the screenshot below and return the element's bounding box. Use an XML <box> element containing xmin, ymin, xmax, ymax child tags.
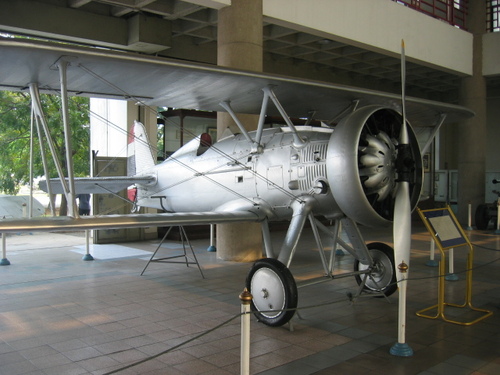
<box><xmin>445</xmin><ymin>248</ymin><xmax>458</xmax><ymax>281</ymax></box>
<box><xmin>240</xmin><ymin>288</ymin><xmax>252</xmax><ymax>375</ymax></box>
<box><xmin>496</xmin><ymin>198</ymin><xmax>500</xmax><ymax>235</ymax></box>
<box><xmin>1</xmin><ymin>233</ymin><xmax>10</xmax><ymax>266</ymax></box>
<box><xmin>466</xmin><ymin>202</ymin><xmax>473</xmax><ymax>230</ymax></box>
<box><xmin>82</xmin><ymin>230</ymin><xmax>94</xmax><ymax>261</ymax></box>
<box><xmin>426</xmin><ymin>239</ymin><xmax>438</xmax><ymax>267</ymax></box>
<box><xmin>207</xmin><ymin>224</ymin><xmax>216</xmax><ymax>252</ymax></box>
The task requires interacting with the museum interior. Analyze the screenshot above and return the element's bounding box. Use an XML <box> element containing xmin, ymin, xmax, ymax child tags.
<box><xmin>0</xmin><ymin>1</ymin><xmax>499</xmax><ymax>374</ymax></box>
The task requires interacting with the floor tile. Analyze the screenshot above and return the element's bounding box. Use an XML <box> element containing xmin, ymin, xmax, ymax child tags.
<box><xmin>0</xmin><ymin>226</ymin><xmax>498</xmax><ymax>375</ymax></box>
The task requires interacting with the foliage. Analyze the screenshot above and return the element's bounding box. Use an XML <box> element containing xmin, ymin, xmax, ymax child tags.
<box><xmin>0</xmin><ymin>91</ymin><xmax>90</xmax><ymax>194</ymax></box>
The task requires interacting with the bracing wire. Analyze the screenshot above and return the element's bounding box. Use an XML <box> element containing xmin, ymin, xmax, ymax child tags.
<box><xmin>74</xmin><ymin>64</ymin><xmax>307</xmax><ymax>207</ymax></box>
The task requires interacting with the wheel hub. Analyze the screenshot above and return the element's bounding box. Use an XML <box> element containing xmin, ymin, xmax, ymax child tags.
<box><xmin>260</xmin><ymin>288</ymin><xmax>269</xmax><ymax>299</ymax></box>
<box><xmin>250</xmin><ymin>268</ymin><xmax>286</xmax><ymax>319</ymax></box>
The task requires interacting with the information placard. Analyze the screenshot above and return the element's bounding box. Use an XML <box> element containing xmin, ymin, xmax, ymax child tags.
<box><xmin>420</xmin><ymin>208</ymin><xmax>467</xmax><ymax>249</ymax></box>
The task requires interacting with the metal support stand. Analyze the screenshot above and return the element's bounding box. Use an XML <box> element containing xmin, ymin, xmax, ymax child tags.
<box><xmin>141</xmin><ymin>226</ymin><xmax>204</xmax><ymax>278</ymax></box>
<box><xmin>417</xmin><ymin>207</ymin><xmax>493</xmax><ymax>326</ymax></box>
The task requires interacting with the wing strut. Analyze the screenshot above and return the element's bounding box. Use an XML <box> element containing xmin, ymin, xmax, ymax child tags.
<box><xmin>219</xmin><ymin>101</ymin><xmax>259</xmax><ymax>149</ymax></box>
<box><xmin>57</xmin><ymin>59</ymin><xmax>78</xmax><ymax>218</ymax></box>
<box><xmin>219</xmin><ymin>86</ymin><xmax>308</xmax><ymax>152</ymax></box>
<box><xmin>29</xmin><ymin>82</ymin><xmax>77</xmax><ymax>216</ymax></box>
<box><xmin>421</xmin><ymin>113</ymin><xmax>447</xmax><ymax>155</ymax></box>
<box><xmin>30</xmin><ymin>101</ymin><xmax>56</xmax><ymax>215</ymax></box>
<box><xmin>28</xmin><ymin>59</ymin><xmax>80</xmax><ymax>218</ymax></box>
<box><xmin>263</xmin><ymin>86</ymin><xmax>307</xmax><ymax>148</ymax></box>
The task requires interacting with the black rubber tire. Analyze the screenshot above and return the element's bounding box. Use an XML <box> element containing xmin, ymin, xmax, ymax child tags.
<box><xmin>475</xmin><ymin>204</ymin><xmax>490</xmax><ymax>230</ymax></box>
<box><xmin>353</xmin><ymin>242</ymin><xmax>397</xmax><ymax>297</ymax></box>
<box><xmin>245</xmin><ymin>258</ymin><xmax>298</xmax><ymax>327</ymax></box>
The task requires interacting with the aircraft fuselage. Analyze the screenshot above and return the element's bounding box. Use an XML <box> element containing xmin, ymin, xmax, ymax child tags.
<box><xmin>136</xmin><ymin>126</ymin><xmax>341</xmax><ymax>221</ymax></box>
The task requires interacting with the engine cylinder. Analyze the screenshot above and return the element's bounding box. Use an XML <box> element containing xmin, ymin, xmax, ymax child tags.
<box><xmin>327</xmin><ymin>106</ymin><xmax>422</xmax><ymax>227</ymax></box>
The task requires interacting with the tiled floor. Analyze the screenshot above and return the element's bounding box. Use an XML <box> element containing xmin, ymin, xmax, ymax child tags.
<box><xmin>0</xmin><ymin>221</ymin><xmax>499</xmax><ymax>375</ymax></box>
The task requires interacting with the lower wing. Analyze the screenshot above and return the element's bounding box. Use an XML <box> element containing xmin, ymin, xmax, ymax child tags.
<box><xmin>0</xmin><ymin>210</ymin><xmax>264</xmax><ymax>233</ymax></box>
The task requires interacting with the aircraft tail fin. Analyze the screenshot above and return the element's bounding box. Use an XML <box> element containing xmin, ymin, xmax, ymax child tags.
<box><xmin>128</xmin><ymin>121</ymin><xmax>156</xmax><ymax>176</ymax></box>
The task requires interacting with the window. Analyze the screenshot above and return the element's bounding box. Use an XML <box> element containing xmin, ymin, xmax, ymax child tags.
<box><xmin>488</xmin><ymin>0</ymin><xmax>500</xmax><ymax>32</ymax></box>
<box><xmin>393</xmin><ymin>0</ymin><xmax>468</xmax><ymax>30</ymax></box>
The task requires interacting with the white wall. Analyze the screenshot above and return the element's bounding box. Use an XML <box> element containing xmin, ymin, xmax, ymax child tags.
<box><xmin>90</xmin><ymin>99</ymin><xmax>128</xmax><ymax>158</ymax></box>
<box><xmin>483</xmin><ymin>32</ymin><xmax>500</xmax><ymax>76</ymax></box>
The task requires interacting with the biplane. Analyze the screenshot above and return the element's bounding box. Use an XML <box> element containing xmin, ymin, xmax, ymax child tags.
<box><xmin>0</xmin><ymin>37</ymin><xmax>473</xmax><ymax>326</ymax></box>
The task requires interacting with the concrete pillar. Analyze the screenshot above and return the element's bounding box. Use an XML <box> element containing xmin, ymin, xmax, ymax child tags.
<box><xmin>216</xmin><ymin>0</ymin><xmax>263</xmax><ymax>261</ymax></box>
<box><xmin>457</xmin><ymin>0</ymin><xmax>487</xmax><ymax>225</ymax></box>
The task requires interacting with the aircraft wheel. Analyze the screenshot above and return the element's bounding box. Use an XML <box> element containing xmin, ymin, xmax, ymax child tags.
<box><xmin>475</xmin><ymin>204</ymin><xmax>490</xmax><ymax>230</ymax></box>
<box><xmin>246</xmin><ymin>258</ymin><xmax>297</xmax><ymax>327</ymax></box>
<box><xmin>354</xmin><ymin>242</ymin><xmax>397</xmax><ymax>297</ymax></box>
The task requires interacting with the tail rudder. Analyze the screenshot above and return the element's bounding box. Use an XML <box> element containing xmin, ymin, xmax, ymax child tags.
<box><xmin>127</xmin><ymin>121</ymin><xmax>156</xmax><ymax>176</ymax></box>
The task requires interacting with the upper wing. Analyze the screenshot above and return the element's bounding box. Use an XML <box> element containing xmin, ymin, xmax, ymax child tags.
<box><xmin>0</xmin><ymin>38</ymin><xmax>473</xmax><ymax>127</ymax></box>
<box><xmin>0</xmin><ymin>210</ymin><xmax>263</xmax><ymax>233</ymax></box>
<box><xmin>39</xmin><ymin>176</ymin><xmax>156</xmax><ymax>194</ymax></box>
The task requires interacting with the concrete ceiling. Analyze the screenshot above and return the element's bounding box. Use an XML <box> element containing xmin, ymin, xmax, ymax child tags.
<box><xmin>2</xmin><ymin>0</ymin><xmax>499</xmax><ymax>101</ymax></box>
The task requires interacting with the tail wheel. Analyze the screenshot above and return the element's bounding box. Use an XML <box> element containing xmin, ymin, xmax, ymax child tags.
<box><xmin>246</xmin><ymin>258</ymin><xmax>297</xmax><ymax>327</ymax></box>
<box><xmin>354</xmin><ymin>242</ymin><xmax>397</xmax><ymax>297</ymax></box>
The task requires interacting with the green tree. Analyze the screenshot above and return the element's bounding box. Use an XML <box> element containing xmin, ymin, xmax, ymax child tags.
<box><xmin>0</xmin><ymin>91</ymin><xmax>90</xmax><ymax>195</ymax></box>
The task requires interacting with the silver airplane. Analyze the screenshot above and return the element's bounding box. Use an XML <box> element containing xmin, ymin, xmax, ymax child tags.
<box><xmin>0</xmin><ymin>38</ymin><xmax>473</xmax><ymax>327</ymax></box>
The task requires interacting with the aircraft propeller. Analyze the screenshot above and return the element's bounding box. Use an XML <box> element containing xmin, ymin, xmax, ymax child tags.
<box><xmin>393</xmin><ymin>39</ymin><xmax>412</xmax><ymax>280</ymax></box>
<box><xmin>390</xmin><ymin>39</ymin><xmax>415</xmax><ymax>356</ymax></box>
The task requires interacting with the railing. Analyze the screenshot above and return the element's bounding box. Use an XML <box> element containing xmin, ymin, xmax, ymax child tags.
<box><xmin>394</xmin><ymin>0</ymin><xmax>468</xmax><ymax>30</ymax></box>
<box><xmin>487</xmin><ymin>0</ymin><xmax>500</xmax><ymax>32</ymax></box>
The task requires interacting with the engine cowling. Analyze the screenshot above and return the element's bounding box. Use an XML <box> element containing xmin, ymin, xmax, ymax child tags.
<box><xmin>327</xmin><ymin>105</ymin><xmax>422</xmax><ymax>227</ymax></box>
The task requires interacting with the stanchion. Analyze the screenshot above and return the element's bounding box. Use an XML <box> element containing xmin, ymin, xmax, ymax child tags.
<box><xmin>207</xmin><ymin>224</ymin><xmax>216</xmax><ymax>252</ymax></box>
<box><xmin>496</xmin><ymin>198</ymin><xmax>500</xmax><ymax>235</ymax></box>
<box><xmin>390</xmin><ymin>261</ymin><xmax>413</xmax><ymax>357</ymax></box>
<box><xmin>445</xmin><ymin>248</ymin><xmax>458</xmax><ymax>281</ymax></box>
<box><xmin>426</xmin><ymin>239</ymin><xmax>438</xmax><ymax>267</ymax></box>
<box><xmin>239</xmin><ymin>288</ymin><xmax>252</xmax><ymax>375</ymax></box>
<box><xmin>82</xmin><ymin>230</ymin><xmax>94</xmax><ymax>261</ymax></box>
<box><xmin>1</xmin><ymin>233</ymin><xmax>10</xmax><ymax>266</ymax></box>
<box><xmin>466</xmin><ymin>202</ymin><xmax>473</xmax><ymax>230</ymax></box>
